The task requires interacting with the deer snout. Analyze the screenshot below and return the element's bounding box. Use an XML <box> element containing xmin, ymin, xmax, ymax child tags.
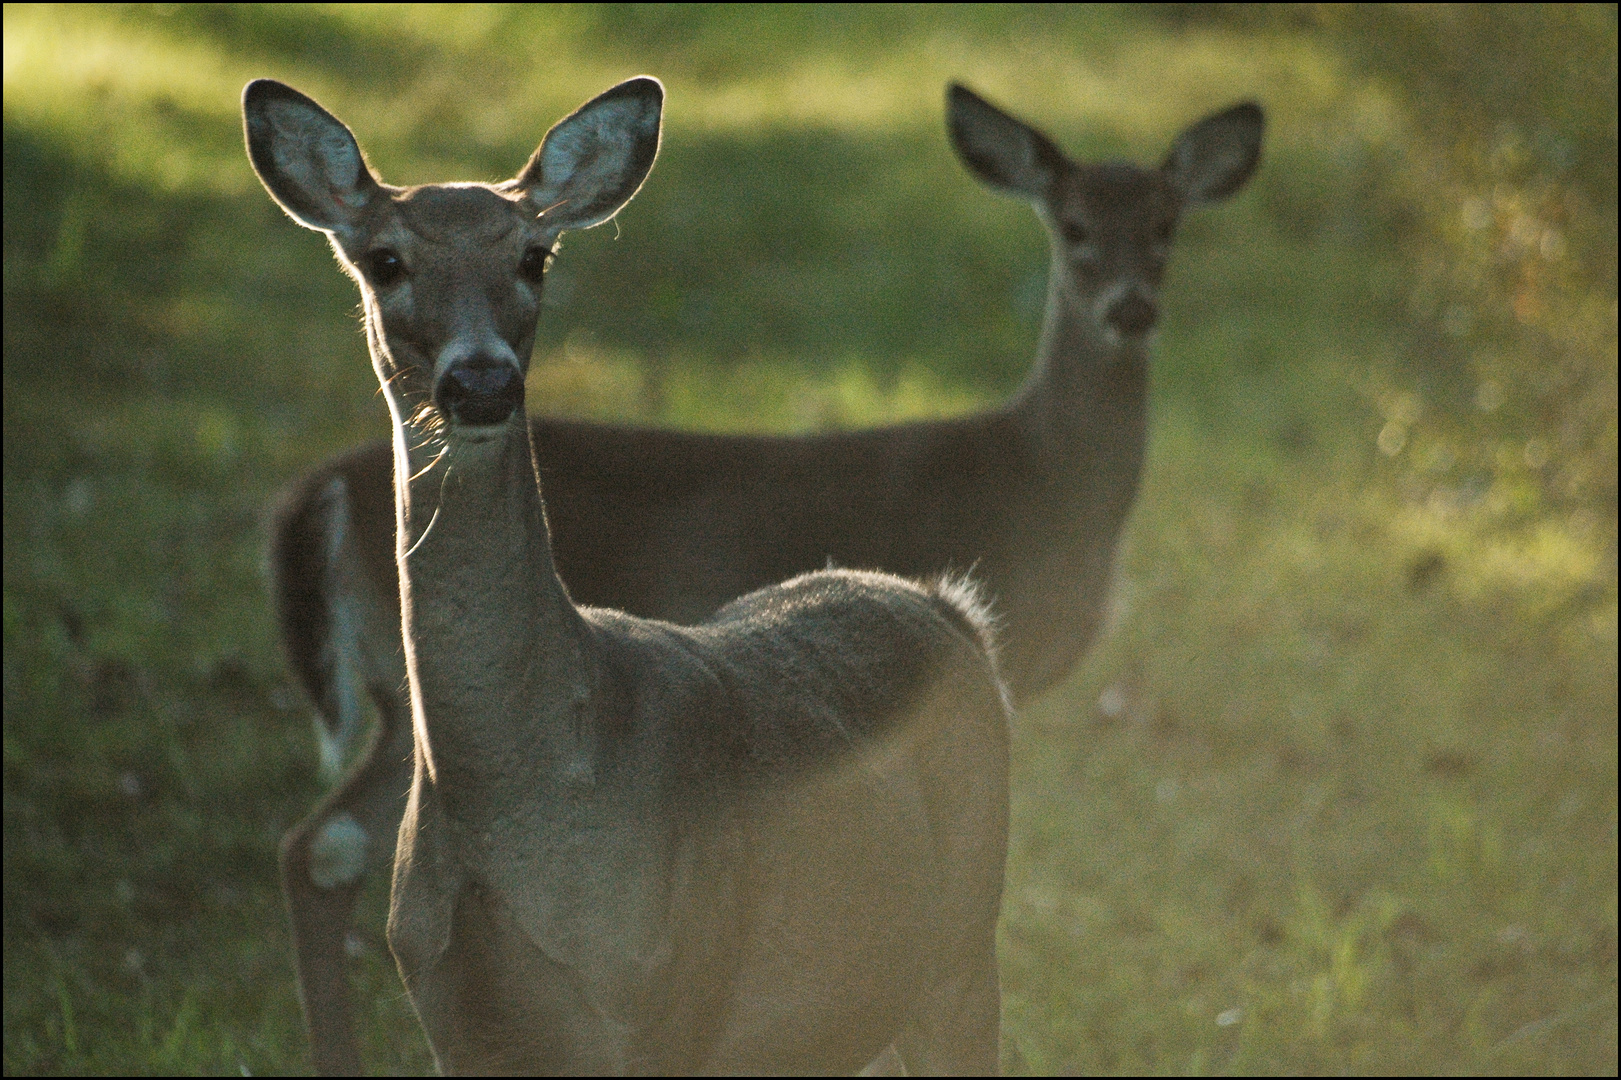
<box><xmin>434</xmin><ymin>358</ymin><xmax>525</xmax><ymax>428</ymax></box>
<box><xmin>1106</xmin><ymin>291</ymin><xmax>1158</xmax><ymax>338</ymax></box>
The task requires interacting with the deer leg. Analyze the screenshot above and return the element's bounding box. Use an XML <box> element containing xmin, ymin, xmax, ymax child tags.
<box><xmin>280</xmin><ymin>691</ymin><xmax>414</xmax><ymax>1076</ymax></box>
<box><xmin>280</xmin><ymin>818</ymin><xmax>362</xmax><ymax>1076</ymax></box>
<box><xmin>893</xmin><ymin>939</ymin><xmax>1002</xmax><ymax>1076</ymax></box>
<box><xmin>859</xmin><ymin>1042</ymin><xmax>909</xmax><ymax>1076</ymax></box>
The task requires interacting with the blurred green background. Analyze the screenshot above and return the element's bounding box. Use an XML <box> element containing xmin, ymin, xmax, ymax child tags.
<box><xmin>3</xmin><ymin>4</ymin><xmax>1615</xmax><ymax>1074</ymax></box>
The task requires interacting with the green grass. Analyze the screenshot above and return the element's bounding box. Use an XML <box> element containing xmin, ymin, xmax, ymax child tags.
<box><xmin>1005</xmin><ymin>396</ymin><xmax>1616</xmax><ymax>1072</ymax></box>
<box><xmin>4</xmin><ymin>4</ymin><xmax>1615</xmax><ymax>1074</ymax></box>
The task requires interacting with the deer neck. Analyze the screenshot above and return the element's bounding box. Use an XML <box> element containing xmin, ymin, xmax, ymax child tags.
<box><xmin>1010</xmin><ymin>243</ymin><xmax>1150</xmax><ymax>498</ymax></box>
<box><xmin>387</xmin><ymin>389</ymin><xmax>599</xmax><ymax>818</ymax></box>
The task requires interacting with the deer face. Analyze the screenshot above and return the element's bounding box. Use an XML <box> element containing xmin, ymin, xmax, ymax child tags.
<box><xmin>1043</xmin><ymin>162</ymin><xmax>1183</xmax><ymax>343</ymax></box>
<box><xmin>947</xmin><ymin>84</ymin><xmax>1263</xmax><ymax>347</ymax></box>
<box><xmin>338</xmin><ymin>184</ymin><xmax>550</xmax><ymax>434</ymax></box>
<box><xmin>244</xmin><ymin>78</ymin><xmax>663</xmax><ymax>436</ymax></box>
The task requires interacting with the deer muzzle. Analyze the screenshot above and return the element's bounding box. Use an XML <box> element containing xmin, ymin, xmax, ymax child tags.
<box><xmin>435</xmin><ymin>358</ymin><xmax>525</xmax><ymax>428</ymax></box>
<box><xmin>1106</xmin><ymin>291</ymin><xmax>1158</xmax><ymax>338</ymax></box>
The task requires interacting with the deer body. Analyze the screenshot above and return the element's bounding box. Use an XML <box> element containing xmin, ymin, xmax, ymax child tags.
<box><xmin>246</xmin><ymin>77</ymin><xmax>1010</xmax><ymax>1074</ymax></box>
<box><xmin>388</xmin><ymin>412</ymin><xmax>1007</xmax><ymax>1074</ymax></box>
<box><xmin>258</xmin><ymin>80</ymin><xmax>1262</xmax><ymax>1072</ymax></box>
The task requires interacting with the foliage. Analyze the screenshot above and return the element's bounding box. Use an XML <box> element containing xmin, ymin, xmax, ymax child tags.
<box><xmin>4</xmin><ymin>4</ymin><xmax>1614</xmax><ymax>1074</ymax></box>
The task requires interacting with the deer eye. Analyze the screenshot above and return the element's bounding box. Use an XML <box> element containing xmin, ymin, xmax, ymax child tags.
<box><xmin>518</xmin><ymin>245</ymin><xmax>552</xmax><ymax>285</ymax></box>
<box><xmin>364</xmin><ymin>249</ymin><xmax>405</xmax><ymax>287</ymax></box>
<box><xmin>1154</xmin><ymin>218</ymin><xmax>1176</xmax><ymax>243</ymax></box>
<box><xmin>1059</xmin><ymin>219</ymin><xmax>1089</xmax><ymax>245</ymax></box>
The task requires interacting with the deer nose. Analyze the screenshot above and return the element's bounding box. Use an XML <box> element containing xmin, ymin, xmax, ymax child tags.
<box><xmin>1107</xmin><ymin>292</ymin><xmax>1158</xmax><ymax>338</ymax></box>
<box><xmin>435</xmin><ymin>358</ymin><xmax>524</xmax><ymax>427</ymax></box>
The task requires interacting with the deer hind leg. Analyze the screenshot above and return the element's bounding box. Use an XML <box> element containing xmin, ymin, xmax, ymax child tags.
<box><xmin>893</xmin><ymin>937</ymin><xmax>1002</xmax><ymax>1076</ymax></box>
<box><xmin>281</xmin><ymin>688</ymin><xmax>413</xmax><ymax>1074</ymax></box>
<box><xmin>859</xmin><ymin>1043</ymin><xmax>908</xmax><ymax>1075</ymax></box>
<box><xmin>307</xmin><ymin>476</ymin><xmax>380</xmax><ymax>783</ymax></box>
<box><xmin>279</xmin><ymin>476</ymin><xmax>413</xmax><ymax>1074</ymax></box>
<box><xmin>894</xmin><ymin>661</ymin><xmax>1010</xmax><ymax>1076</ymax></box>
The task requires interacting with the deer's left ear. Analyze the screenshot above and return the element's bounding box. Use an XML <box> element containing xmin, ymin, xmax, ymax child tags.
<box><xmin>1162</xmin><ymin>101</ymin><xmax>1265</xmax><ymax>206</ymax></box>
<box><xmin>243</xmin><ymin>79</ymin><xmax>382</xmax><ymax>233</ymax></box>
<box><xmin>511</xmin><ymin>77</ymin><xmax>664</xmax><ymax>235</ymax></box>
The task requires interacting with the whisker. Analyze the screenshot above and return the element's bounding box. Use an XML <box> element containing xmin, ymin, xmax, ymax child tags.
<box><xmin>402</xmin><ymin>452</ymin><xmax>459</xmax><ymax>560</ymax></box>
<box><xmin>409</xmin><ymin>444</ymin><xmax>450</xmax><ymax>483</ymax></box>
<box><xmin>400</xmin><ymin>502</ymin><xmax>442</xmax><ymax>560</ymax></box>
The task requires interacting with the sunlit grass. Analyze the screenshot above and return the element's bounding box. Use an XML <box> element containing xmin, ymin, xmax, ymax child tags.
<box><xmin>4</xmin><ymin>4</ymin><xmax>1403</xmax><ymax>186</ymax></box>
<box><xmin>2</xmin><ymin>6</ymin><xmax>253</xmax><ymax>192</ymax></box>
<box><xmin>530</xmin><ymin>338</ymin><xmax>994</xmax><ymax>433</ymax></box>
<box><xmin>998</xmin><ymin>386</ymin><xmax>1616</xmax><ymax>1073</ymax></box>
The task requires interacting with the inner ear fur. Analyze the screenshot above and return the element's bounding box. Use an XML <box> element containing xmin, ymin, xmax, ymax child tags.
<box><xmin>511</xmin><ymin>76</ymin><xmax>664</xmax><ymax>233</ymax></box>
<box><xmin>1161</xmin><ymin>101</ymin><xmax>1265</xmax><ymax>206</ymax></box>
<box><xmin>243</xmin><ymin>79</ymin><xmax>381</xmax><ymax>233</ymax></box>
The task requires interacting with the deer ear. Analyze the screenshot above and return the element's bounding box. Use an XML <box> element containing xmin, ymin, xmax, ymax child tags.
<box><xmin>512</xmin><ymin>76</ymin><xmax>663</xmax><ymax>234</ymax></box>
<box><xmin>243</xmin><ymin>79</ymin><xmax>381</xmax><ymax>232</ymax></box>
<box><xmin>1162</xmin><ymin>101</ymin><xmax>1264</xmax><ymax>206</ymax></box>
<box><xmin>947</xmin><ymin>83</ymin><xmax>1065</xmax><ymax>201</ymax></box>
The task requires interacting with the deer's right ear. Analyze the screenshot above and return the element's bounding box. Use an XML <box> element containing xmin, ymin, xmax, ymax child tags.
<box><xmin>947</xmin><ymin>83</ymin><xmax>1064</xmax><ymax>202</ymax></box>
<box><xmin>243</xmin><ymin>79</ymin><xmax>380</xmax><ymax>233</ymax></box>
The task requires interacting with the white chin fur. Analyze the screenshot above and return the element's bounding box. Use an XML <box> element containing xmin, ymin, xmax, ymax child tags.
<box><xmin>445</xmin><ymin>421</ymin><xmax>516</xmax><ymax>445</ymax></box>
<box><xmin>1102</xmin><ymin>324</ymin><xmax>1157</xmax><ymax>351</ymax></box>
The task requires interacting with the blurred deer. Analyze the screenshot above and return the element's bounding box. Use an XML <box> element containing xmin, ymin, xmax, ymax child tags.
<box><xmin>260</xmin><ymin>81</ymin><xmax>1261</xmax><ymax>1072</ymax></box>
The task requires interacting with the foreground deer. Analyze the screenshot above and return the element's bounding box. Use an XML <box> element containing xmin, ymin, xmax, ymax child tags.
<box><xmin>245</xmin><ymin>77</ymin><xmax>1011</xmax><ymax>1073</ymax></box>
<box><xmin>263</xmin><ymin>82</ymin><xmax>1262</xmax><ymax>1072</ymax></box>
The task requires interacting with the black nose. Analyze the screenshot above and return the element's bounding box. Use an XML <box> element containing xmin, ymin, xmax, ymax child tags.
<box><xmin>1107</xmin><ymin>293</ymin><xmax>1158</xmax><ymax>337</ymax></box>
<box><xmin>435</xmin><ymin>359</ymin><xmax>524</xmax><ymax>427</ymax></box>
